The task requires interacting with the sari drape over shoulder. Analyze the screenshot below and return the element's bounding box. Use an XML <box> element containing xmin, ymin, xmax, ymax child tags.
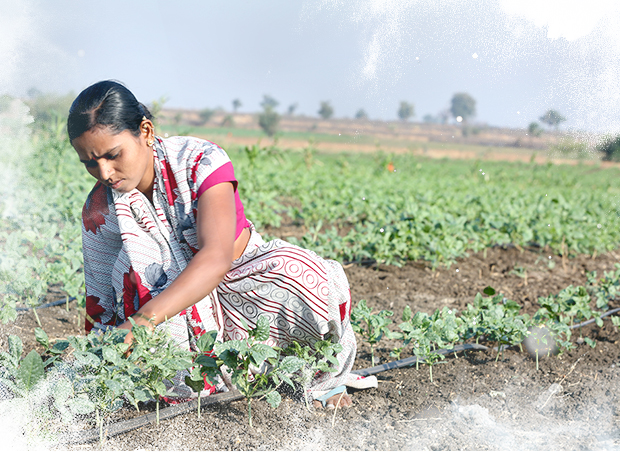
<box><xmin>82</xmin><ymin>136</ymin><xmax>357</xmax><ymax>396</ymax></box>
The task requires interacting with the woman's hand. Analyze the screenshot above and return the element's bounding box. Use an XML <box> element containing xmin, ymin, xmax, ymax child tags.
<box><xmin>117</xmin><ymin>312</ymin><xmax>156</xmax><ymax>351</ymax></box>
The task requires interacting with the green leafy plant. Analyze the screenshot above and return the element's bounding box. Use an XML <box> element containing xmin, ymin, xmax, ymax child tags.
<box><xmin>184</xmin><ymin>330</ymin><xmax>221</xmax><ymax>419</ymax></box>
<box><xmin>351</xmin><ymin>299</ymin><xmax>399</xmax><ymax>367</ymax></box>
<box><xmin>212</xmin><ymin>316</ymin><xmax>304</xmax><ymax>427</ymax></box>
<box><xmin>461</xmin><ymin>287</ymin><xmax>530</xmax><ymax>361</ymax></box>
<box><xmin>283</xmin><ymin>340</ymin><xmax>343</xmax><ymax>410</ymax></box>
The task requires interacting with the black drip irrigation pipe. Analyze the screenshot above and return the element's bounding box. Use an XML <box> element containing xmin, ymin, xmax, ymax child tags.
<box><xmin>351</xmin><ymin>343</ymin><xmax>489</xmax><ymax>377</ymax></box>
<box><xmin>62</xmin><ymin>343</ymin><xmax>489</xmax><ymax>445</ymax></box>
<box><xmin>18</xmin><ymin>299</ymin><xmax>619</xmax><ymax>444</ymax></box>
<box><xmin>570</xmin><ymin>307</ymin><xmax>620</xmax><ymax>329</ymax></box>
<box><xmin>16</xmin><ymin>297</ymin><xmax>76</xmax><ymax>312</ymax></box>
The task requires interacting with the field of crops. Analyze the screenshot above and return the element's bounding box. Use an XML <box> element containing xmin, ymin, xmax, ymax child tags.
<box><xmin>2</xmin><ymin>115</ymin><xmax>620</xmax><ymax>449</ymax></box>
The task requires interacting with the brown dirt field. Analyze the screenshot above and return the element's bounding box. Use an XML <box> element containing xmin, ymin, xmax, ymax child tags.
<box><xmin>2</xmin><ymin>231</ymin><xmax>620</xmax><ymax>450</ymax></box>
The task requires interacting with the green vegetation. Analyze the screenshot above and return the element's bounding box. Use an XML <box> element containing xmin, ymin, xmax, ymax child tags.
<box><xmin>397</xmin><ymin>101</ymin><xmax>414</xmax><ymax>121</ymax></box>
<box><xmin>597</xmin><ymin>134</ymin><xmax>620</xmax><ymax>161</ymax></box>
<box><xmin>539</xmin><ymin>109</ymin><xmax>566</xmax><ymax>129</ymax></box>
<box><xmin>450</xmin><ymin>93</ymin><xmax>476</xmax><ymax>121</ymax></box>
<box><xmin>3</xmin><ymin>117</ymin><xmax>620</xmax><ymax>321</ymax></box>
<box><xmin>350</xmin><ymin>299</ymin><xmax>398</xmax><ymax>367</ymax></box>
<box><xmin>318</xmin><ymin>101</ymin><xmax>334</xmax><ymax>120</ymax></box>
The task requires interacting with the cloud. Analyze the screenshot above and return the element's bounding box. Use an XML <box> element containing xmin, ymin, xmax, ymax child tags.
<box><xmin>499</xmin><ymin>0</ymin><xmax>620</xmax><ymax>41</ymax></box>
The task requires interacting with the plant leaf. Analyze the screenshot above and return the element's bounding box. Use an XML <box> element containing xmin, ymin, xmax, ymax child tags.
<box><xmin>34</xmin><ymin>328</ymin><xmax>50</xmax><ymax>350</ymax></box>
<box><xmin>265</xmin><ymin>390</ymin><xmax>282</xmax><ymax>408</ymax></box>
<box><xmin>8</xmin><ymin>335</ymin><xmax>22</xmax><ymax>361</ymax></box>
<box><xmin>17</xmin><ymin>350</ymin><xmax>45</xmax><ymax>391</ymax></box>
<box><xmin>253</xmin><ymin>316</ymin><xmax>271</xmax><ymax>341</ymax></box>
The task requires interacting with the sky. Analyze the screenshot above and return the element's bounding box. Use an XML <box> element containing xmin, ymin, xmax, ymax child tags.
<box><xmin>2</xmin><ymin>0</ymin><xmax>620</xmax><ymax>132</ymax></box>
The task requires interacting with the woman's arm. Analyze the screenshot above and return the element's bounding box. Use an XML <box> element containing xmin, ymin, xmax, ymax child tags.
<box><xmin>118</xmin><ymin>181</ymin><xmax>237</xmax><ymax>338</ymax></box>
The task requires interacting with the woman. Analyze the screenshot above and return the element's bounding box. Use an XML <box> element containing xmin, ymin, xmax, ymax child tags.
<box><xmin>68</xmin><ymin>80</ymin><xmax>375</xmax><ymax>409</ymax></box>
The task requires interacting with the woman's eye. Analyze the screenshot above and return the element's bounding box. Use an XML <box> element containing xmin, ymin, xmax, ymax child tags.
<box><xmin>108</xmin><ymin>153</ymin><xmax>120</xmax><ymax>160</ymax></box>
<box><xmin>85</xmin><ymin>160</ymin><xmax>98</xmax><ymax>169</ymax></box>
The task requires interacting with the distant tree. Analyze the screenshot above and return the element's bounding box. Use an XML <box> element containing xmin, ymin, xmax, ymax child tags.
<box><xmin>199</xmin><ymin>108</ymin><xmax>215</xmax><ymax>123</ymax></box>
<box><xmin>422</xmin><ymin>114</ymin><xmax>436</xmax><ymax>123</ymax></box>
<box><xmin>397</xmin><ymin>101</ymin><xmax>414</xmax><ymax>121</ymax></box>
<box><xmin>318</xmin><ymin>101</ymin><xmax>334</xmax><ymax>119</ymax></box>
<box><xmin>355</xmin><ymin>109</ymin><xmax>368</xmax><ymax>120</ymax></box>
<box><xmin>287</xmin><ymin>103</ymin><xmax>298</xmax><ymax>116</ymax></box>
<box><xmin>232</xmin><ymin>99</ymin><xmax>242</xmax><ymax>113</ymax></box>
<box><xmin>539</xmin><ymin>109</ymin><xmax>566</xmax><ymax>129</ymax></box>
<box><xmin>597</xmin><ymin>135</ymin><xmax>620</xmax><ymax>162</ymax></box>
<box><xmin>258</xmin><ymin>107</ymin><xmax>279</xmax><ymax>136</ymax></box>
<box><xmin>450</xmin><ymin>93</ymin><xmax>476</xmax><ymax>122</ymax></box>
<box><xmin>26</xmin><ymin>87</ymin><xmax>43</xmax><ymax>99</ymax></box>
<box><xmin>528</xmin><ymin>121</ymin><xmax>543</xmax><ymax>137</ymax></box>
<box><xmin>260</xmin><ymin>95</ymin><xmax>279</xmax><ymax>110</ymax></box>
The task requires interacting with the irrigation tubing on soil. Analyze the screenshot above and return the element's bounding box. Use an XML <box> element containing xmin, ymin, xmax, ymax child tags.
<box><xmin>18</xmin><ymin>298</ymin><xmax>619</xmax><ymax>444</ymax></box>
<box><xmin>16</xmin><ymin>297</ymin><xmax>76</xmax><ymax>311</ymax></box>
<box><xmin>62</xmin><ymin>343</ymin><xmax>489</xmax><ymax>445</ymax></box>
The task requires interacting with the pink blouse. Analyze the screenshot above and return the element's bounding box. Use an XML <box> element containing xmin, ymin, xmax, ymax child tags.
<box><xmin>197</xmin><ymin>161</ymin><xmax>250</xmax><ymax>239</ymax></box>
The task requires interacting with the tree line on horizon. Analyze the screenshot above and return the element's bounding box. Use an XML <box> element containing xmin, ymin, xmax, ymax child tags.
<box><xmin>0</xmin><ymin>88</ymin><xmax>574</xmax><ymax>151</ymax></box>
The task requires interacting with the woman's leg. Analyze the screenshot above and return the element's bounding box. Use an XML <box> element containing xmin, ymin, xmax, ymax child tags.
<box><xmin>217</xmin><ymin>229</ymin><xmax>357</xmax><ymax>397</ymax></box>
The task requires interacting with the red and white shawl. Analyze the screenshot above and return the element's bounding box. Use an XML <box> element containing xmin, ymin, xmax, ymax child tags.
<box><xmin>82</xmin><ymin>136</ymin><xmax>357</xmax><ymax>395</ymax></box>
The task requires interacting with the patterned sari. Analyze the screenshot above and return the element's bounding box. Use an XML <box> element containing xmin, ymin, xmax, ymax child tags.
<box><xmin>82</xmin><ymin>136</ymin><xmax>357</xmax><ymax>396</ymax></box>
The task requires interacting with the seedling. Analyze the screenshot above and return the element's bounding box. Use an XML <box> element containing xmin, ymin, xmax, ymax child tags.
<box><xmin>351</xmin><ymin>299</ymin><xmax>399</xmax><ymax>367</ymax></box>
<box><xmin>185</xmin><ymin>330</ymin><xmax>221</xmax><ymax>419</ymax></box>
<box><xmin>212</xmin><ymin>316</ymin><xmax>304</xmax><ymax>427</ymax></box>
<box><xmin>283</xmin><ymin>340</ymin><xmax>343</xmax><ymax>410</ymax></box>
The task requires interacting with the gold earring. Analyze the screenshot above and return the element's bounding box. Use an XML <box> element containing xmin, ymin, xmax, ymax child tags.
<box><xmin>147</xmin><ymin>138</ymin><xmax>154</xmax><ymax>146</ymax></box>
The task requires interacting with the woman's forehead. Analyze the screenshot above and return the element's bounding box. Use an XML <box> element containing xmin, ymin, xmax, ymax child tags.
<box><xmin>73</xmin><ymin>127</ymin><xmax>133</xmax><ymax>157</ymax></box>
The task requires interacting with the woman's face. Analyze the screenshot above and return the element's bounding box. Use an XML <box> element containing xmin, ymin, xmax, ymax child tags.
<box><xmin>72</xmin><ymin>122</ymin><xmax>155</xmax><ymax>195</ymax></box>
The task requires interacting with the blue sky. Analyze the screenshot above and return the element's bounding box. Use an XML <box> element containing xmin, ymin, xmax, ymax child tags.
<box><xmin>2</xmin><ymin>0</ymin><xmax>620</xmax><ymax>132</ymax></box>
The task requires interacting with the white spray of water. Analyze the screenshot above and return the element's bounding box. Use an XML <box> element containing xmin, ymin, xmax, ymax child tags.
<box><xmin>303</xmin><ymin>0</ymin><xmax>620</xmax><ymax>133</ymax></box>
<box><xmin>0</xmin><ymin>99</ymin><xmax>34</xmax><ymax>219</ymax></box>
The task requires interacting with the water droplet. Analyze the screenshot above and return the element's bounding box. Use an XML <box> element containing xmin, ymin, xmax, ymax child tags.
<box><xmin>517</xmin><ymin>111</ymin><xmax>520</xmax><ymax>114</ymax></box>
<box><xmin>456</xmin><ymin>116</ymin><xmax>463</xmax><ymax>123</ymax></box>
<box><xmin>448</xmin><ymin>310</ymin><xmax>452</xmax><ymax>314</ymax></box>
<box><xmin>362</xmin><ymin>197</ymin><xmax>366</xmax><ymax>200</ymax></box>
<box><xmin>380</xmin><ymin>228</ymin><xmax>385</xmax><ymax>233</ymax></box>
<box><xmin>548</xmin><ymin>224</ymin><xmax>550</xmax><ymax>227</ymax></box>
<box><xmin>479</xmin><ymin>169</ymin><xmax>482</xmax><ymax>172</ymax></box>
<box><xmin>548</xmin><ymin>256</ymin><xmax>552</xmax><ymax>259</ymax></box>
<box><xmin>598</xmin><ymin>224</ymin><xmax>602</xmax><ymax>229</ymax></box>
<box><xmin>387</xmin><ymin>287</ymin><xmax>389</xmax><ymax>290</ymax></box>
<box><xmin>482</xmin><ymin>172</ymin><xmax>485</xmax><ymax>175</ymax></box>
<box><xmin>456</xmin><ymin>269</ymin><xmax>459</xmax><ymax>272</ymax></box>
<box><xmin>472</xmin><ymin>53</ymin><xmax>478</xmax><ymax>59</ymax></box>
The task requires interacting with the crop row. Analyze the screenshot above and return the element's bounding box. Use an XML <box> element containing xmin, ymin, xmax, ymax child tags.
<box><xmin>1</xmin><ymin>265</ymin><xmax>619</xmax><ymax>445</ymax></box>
<box><xmin>2</xmin><ymin>125</ymin><xmax>620</xmax><ymax>316</ymax></box>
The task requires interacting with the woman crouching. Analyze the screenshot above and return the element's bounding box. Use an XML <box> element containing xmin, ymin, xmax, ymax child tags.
<box><xmin>67</xmin><ymin>80</ymin><xmax>375</xmax><ymax>409</ymax></box>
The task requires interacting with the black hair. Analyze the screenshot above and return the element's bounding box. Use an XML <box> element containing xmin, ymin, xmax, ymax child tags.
<box><xmin>67</xmin><ymin>80</ymin><xmax>153</xmax><ymax>142</ymax></box>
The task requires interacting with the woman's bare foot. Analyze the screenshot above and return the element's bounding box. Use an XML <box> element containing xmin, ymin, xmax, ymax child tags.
<box><xmin>313</xmin><ymin>393</ymin><xmax>352</xmax><ymax>409</ymax></box>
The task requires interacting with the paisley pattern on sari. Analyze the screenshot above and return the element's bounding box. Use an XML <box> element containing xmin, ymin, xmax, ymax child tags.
<box><xmin>82</xmin><ymin>136</ymin><xmax>356</xmax><ymax>396</ymax></box>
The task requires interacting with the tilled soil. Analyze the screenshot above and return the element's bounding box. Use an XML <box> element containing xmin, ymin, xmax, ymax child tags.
<box><xmin>2</xmin><ymin>245</ymin><xmax>620</xmax><ymax>450</ymax></box>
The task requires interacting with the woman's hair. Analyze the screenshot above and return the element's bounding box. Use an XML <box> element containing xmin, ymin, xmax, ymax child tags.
<box><xmin>67</xmin><ymin>80</ymin><xmax>153</xmax><ymax>141</ymax></box>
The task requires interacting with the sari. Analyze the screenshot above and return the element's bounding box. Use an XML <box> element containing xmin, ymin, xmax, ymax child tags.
<box><xmin>81</xmin><ymin>136</ymin><xmax>357</xmax><ymax>397</ymax></box>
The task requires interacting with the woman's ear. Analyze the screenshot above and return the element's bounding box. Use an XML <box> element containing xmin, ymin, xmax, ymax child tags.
<box><xmin>140</xmin><ymin>119</ymin><xmax>155</xmax><ymax>145</ymax></box>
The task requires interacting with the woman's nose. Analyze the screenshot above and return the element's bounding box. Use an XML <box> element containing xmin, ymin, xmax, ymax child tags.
<box><xmin>98</xmin><ymin>161</ymin><xmax>113</xmax><ymax>180</ymax></box>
